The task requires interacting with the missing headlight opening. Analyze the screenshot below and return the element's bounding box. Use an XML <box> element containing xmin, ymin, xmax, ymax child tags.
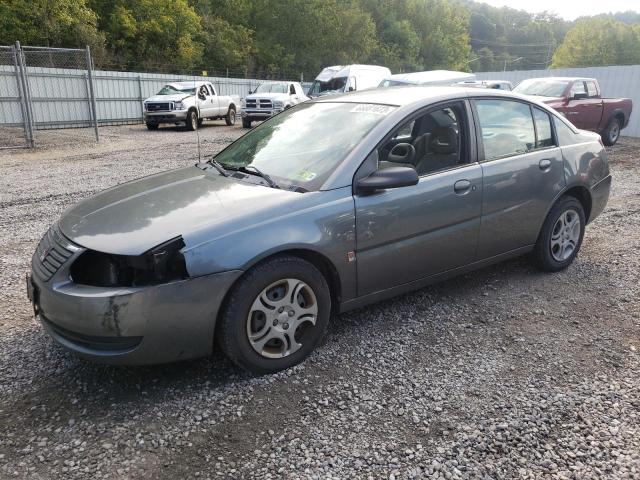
<box><xmin>70</xmin><ymin>237</ymin><xmax>188</xmax><ymax>287</ymax></box>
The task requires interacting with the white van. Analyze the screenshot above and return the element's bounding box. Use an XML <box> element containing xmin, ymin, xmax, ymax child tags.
<box><xmin>308</xmin><ymin>65</ymin><xmax>391</xmax><ymax>98</ymax></box>
<box><xmin>379</xmin><ymin>70</ymin><xmax>476</xmax><ymax>88</ymax></box>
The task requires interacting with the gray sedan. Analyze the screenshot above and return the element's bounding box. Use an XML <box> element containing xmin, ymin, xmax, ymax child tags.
<box><xmin>28</xmin><ymin>87</ymin><xmax>611</xmax><ymax>374</ymax></box>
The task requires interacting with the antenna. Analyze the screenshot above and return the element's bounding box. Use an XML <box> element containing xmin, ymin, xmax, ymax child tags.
<box><xmin>193</xmin><ymin>73</ymin><xmax>202</xmax><ymax>162</ymax></box>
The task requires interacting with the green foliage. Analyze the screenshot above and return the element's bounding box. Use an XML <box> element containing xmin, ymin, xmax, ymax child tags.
<box><xmin>552</xmin><ymin>18</ymin><xmax>640</xmax><ymax>68</ymax></box>
<box><xmin>0</xmin><ymin>0</ymin><xmax>105</xmax><ymax>52</ymax></box>
<box><xmin>3</xmin><ymin>0</ymin><xmax>640</xmax><ymax>76</ymax></box>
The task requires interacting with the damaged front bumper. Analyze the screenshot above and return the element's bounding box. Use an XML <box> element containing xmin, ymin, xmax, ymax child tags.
<box><xmin>30</xmin><ymin>244</ymin><xmax>242</xmax><ymax>365</ymax></box>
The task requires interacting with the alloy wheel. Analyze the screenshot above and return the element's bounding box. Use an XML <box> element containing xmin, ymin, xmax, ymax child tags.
<box><xmin>246</xmin><ymin>278</ymin><xmax>318</xmax><ymax>359</ymax></box>
<box><xmin>550</xmin><ymin>209</ymin><xmax>581</xmax><ymax>261</ymax></box>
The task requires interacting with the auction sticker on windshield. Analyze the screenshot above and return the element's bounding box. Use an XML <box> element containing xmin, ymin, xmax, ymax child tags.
<box><xmin>350</xmin><ymin>104</ymin><xmax>395</xmax><ymax>115</ymax></box>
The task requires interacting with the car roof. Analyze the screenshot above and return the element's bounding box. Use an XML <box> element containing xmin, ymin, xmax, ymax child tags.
<box><xmin>385</xmin><ymin>70</ymin><xmax>476</xmax><ymax>84</ymax></box>
<box><xmin>521</xmin><ymin>77</ymin><xmax>596</xmax><ymax>82</ymax></box>
<box><xmin>169</xmin><ymin>81</ymin><xmax>209</xmax><ymax>88</ymax></box>
<box><xmin>313</xmin><ymin>85</ymin><xmax>519</xmax><ymax>107</ymax></box>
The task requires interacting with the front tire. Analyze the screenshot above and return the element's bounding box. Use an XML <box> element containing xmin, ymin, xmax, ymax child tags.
<box><xmin>601</xmin><ymin>117</ymin><xmax>621</xmax><ymax>146</ymax></box>
<box><xmin>242</xmin><ymin>118</ymin><xmax>252</xmax><ymax>129</ymax></box>
<box><xmin>225</xmin><ymin>107</ymin><xmax>236</xmax><ymax>126</ymax></box>
<box><xmin>185</xmin><ymin>110</ymin><xmax>198</xmax><ymax>131</ymax></box>
<box><xmin>217</xmin><ymin>256</ymin><xmax>331</xmax><ymax>375</ymax></box>
<box><xmin>146</xmin><ymin>122</ymin><xmax>159</xmax><ymax>130</ymax></box>
<box><xmin>532</xmin><ymin>196</ymin><xmax>585</xmax><ymax>272</ymax></box>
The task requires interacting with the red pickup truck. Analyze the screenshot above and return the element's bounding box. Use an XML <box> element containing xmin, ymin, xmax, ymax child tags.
<box><xmin>513</xmin><ymin>77</ymin><xmax>632</xmax><ymax>146</ymax></box>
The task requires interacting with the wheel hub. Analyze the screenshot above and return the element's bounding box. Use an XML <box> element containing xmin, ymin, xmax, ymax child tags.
<box><xmin>550</xmin><ymin>209</ymin><xmax>581</xmax><ymax>262</ymax></box>
<box><xmin>246</xmin><ymin>278</ymin><xmax>318</xmax><ymax>359</ymax></box>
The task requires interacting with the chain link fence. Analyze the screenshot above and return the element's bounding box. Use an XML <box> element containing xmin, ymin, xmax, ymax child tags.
<box><xmin>0</xmin><ymin>42</ymin><xmax>99</xmax><ymax>148</ymax></box>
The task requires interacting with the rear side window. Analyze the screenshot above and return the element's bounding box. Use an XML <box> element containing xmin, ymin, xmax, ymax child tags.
<box><xmin>474</xmin><ymin>99</ymin><xmax>535</xmax><ymax>161</ymax></box>
<box><xmin>532</xmin><ymin>108</ymin><xmax>556</xmax><ymax>149</ymax></box>
<box><xmin>554</xmin><ymin>117</ymin><xmax>577</xmax><ymax>145</ymax></box>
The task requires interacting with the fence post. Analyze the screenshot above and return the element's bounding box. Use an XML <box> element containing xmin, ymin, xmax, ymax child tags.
<box><xmin>85</xmin><ymin>45</ymin><xmax>99</xmax><ymax>142</ymax></box>
<box><xmin>15</xmin><ymin>41</ymin><xmax>35</xmax><ymax>147</ymax></box>
<box><xmin>137</xmin><ymin>75</ymin><xmax>144</xmax><ymax>122</ymax></box>
<box><xmin>12</xmin><ymin>43</ymin><xmax>31</xmax><ymax>148</ymax></box>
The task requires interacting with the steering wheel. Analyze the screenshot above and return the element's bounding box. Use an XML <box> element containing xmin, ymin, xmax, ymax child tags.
<box><xmin>387</xmin><ymin>143</ymin><xmax>416</xmax><ymax>165</ymax></box>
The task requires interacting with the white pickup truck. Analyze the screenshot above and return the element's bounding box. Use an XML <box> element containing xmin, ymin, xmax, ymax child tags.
<box><xmin>143</xmin><ymin>81</ymin><xmax>239</xmax><ymax>131</ymax></box>
<box><xmin>240</xmin><ymin>81</ymin><xmax>308</xmax><ymax>128</ymax></box>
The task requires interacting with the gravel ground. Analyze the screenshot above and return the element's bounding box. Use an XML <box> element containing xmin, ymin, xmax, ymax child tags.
<box><xmin>0</xmin><ymin>125</ymin><xmax>639</xmax><ymax>479</ymax></box>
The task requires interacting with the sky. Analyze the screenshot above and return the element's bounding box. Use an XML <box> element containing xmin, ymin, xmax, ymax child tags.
<box><xmin>477</xmin><ymin>0</ymin><xmax>639</xmax><ymax>20</ymax></box>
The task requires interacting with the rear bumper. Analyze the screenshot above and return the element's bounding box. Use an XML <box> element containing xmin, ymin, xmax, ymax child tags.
<box><xmin>589</xmin><ymin>174</ymin><xmax>612</xmax><ymax>223</ymax></box>
<box><xmin>144</xmin><ymin>111</ymin><xmax>188</xmax><ymax>123</ymax></box>
<box><xmin>32</xmin><ymin>269</ymin><xmax>242</xmax><ymax>365</ymax></box>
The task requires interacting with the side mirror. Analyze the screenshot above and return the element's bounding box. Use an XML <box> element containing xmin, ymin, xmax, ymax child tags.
<box><xmin>571</xmin><ymin>92</ymin><xmax>588</xmax><ymax>100</ymax></box>
<box><xmin>348</xmin><ymin>86</ymin><xmax>355</xmax><ymax>92</ymax></box>
<box><xmin>248</xmin><ymin>89</ymin><xmax>253</xmax><ymax>94</ymax></box>
<box><xmin>198</xmin><ymin>93</ymin><xmax>206</xmax><ymax>100</ymax></box>
<box><xmin>356</xmin><ymin>167</ymin><xmax>418</xmax><ymax>194</ymax></box>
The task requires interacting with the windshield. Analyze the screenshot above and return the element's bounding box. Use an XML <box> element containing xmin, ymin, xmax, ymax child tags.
<box><xmin>254</xmin><ymin>83</ymin><xmax>288</xmax><ymax>94</ymax></box>
<box><xmin>514</xmin><ymin>79</ymin><xmax>569</xmax><ymax>97</ymax></box>
<box><xmin>157</xmin><ymin>84</ymin><xmax>196</xmax><ymax>95</ymax></box>
<box><xmin>308</xmin><ymin>77</ymin><xmax>348</xmax><ymax>96</ymax></box>
<box><xmin>213</xmin><ymin>102</ymin><xmax>395</xmax><ymax>191</ymax></box>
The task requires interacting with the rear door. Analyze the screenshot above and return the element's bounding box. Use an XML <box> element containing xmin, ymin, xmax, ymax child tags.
<box><xmin>354</xmin><ymin>101</ymin><xmax>483</xmax><ymax>296</ymax></box>
<box><xmin>472</xmin><ymin>99</ymin><xmax>565</xmax><ymax>259</ymax></box>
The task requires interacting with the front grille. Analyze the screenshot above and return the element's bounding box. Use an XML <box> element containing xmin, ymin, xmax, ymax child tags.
<box><xmin>245</xmin><ymin>99</ymin><xmax>272</xmax><ymax>110</ymax></box>
<box><xmin>146</xmin><ymin>102</ymin><xmax>171</xmax><ymax>111</ymax></box>
<box><xmin>32</xmin><ymin>225</ymin><xmax>78</xmax><ymax>281</ymax></box>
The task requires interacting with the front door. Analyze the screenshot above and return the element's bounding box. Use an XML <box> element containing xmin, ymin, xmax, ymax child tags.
<box><xmin>354</xmin><ymin>101</ymin><xmax>482</xmax><ymax>296</ymax></box>
<box><xmin>472</xmin><ymin>99</ymin><xmax>566</xmax><ymax>259</ymax></box>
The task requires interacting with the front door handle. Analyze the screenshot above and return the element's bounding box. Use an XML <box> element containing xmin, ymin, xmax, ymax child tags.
<box><xmin>454</xmin><ymin>179</ymin><xmax>472</xmax><ymax>194</ymax></box>
<box><xmin>539</xmin><ymin>159</ymin><xmax>552</xmax><ymax>171</ymax></box>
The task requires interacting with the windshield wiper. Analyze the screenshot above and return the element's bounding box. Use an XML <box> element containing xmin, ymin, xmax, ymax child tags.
<box><xmin>240</xmin><ymin>165</ymin><xmax>280</xmax><ymax>189</ymax></box>
<box><xmin>206</xmin><ymin>159</ymin><xmax>229</xmax><ymax>177</ymax></box>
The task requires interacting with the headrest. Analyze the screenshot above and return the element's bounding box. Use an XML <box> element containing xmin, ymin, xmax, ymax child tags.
<box><xmin>429</xmin><ymin>126</ymin><xmax>457</xmax><ymax>154</ymax></box>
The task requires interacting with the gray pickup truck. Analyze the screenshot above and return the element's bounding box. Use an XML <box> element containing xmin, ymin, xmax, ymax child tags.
<box><xmin>144</xmin><ymin>81</ymin><xmax>240</xmax><ymax>131</ymax></box>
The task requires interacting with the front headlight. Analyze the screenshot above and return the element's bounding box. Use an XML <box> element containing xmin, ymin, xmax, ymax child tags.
<box><xmin>273</xmin><ymin>100</ymin><xmax>284</xmax><ymax>109</ymax></box>
<box><xmin>240</xmin><ymin>98</ymin><xmax>246</xmax><ymax>107</ymax></box>
<box><xmin>70</xmin><ymin>237</ymin><xmax>188</xmax><ymax>287</ymax></box>
<box><xmin>173</xmin><ymin>101</ymin><xmax>184</xmax><ymax>110</ymax></box>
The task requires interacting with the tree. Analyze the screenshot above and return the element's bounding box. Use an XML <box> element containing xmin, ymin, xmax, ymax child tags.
<box><xmin>0</xmin><ymin>0</ymin><xmax>105</xmax><ymax>54</ymax></box>
<box><xmin>95</xmin><ymin>0</ymin><xmax>203</xmax><ymax>71</ymax></box>
<box><xmin>552</xmin><ymin>18</ymin><xmax>640</xmax><ymax>68</ymax></box>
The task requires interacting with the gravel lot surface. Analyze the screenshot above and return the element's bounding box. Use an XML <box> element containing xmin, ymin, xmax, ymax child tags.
<box><xmin>1</xmin><ymin>125</ymin><xmax>639</xmax><ymax>479</ymax></box>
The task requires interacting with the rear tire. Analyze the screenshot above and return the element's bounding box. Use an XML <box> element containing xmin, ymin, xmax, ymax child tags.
<box><xmin>185</xmin><ymin>110</ymin><xmax>198</xmax><ymax>131</ymax></box>
<box><xmin>531</xmin><ymin>196</ymin><xmax>585</xmax><ymax>272</ymax></box>
<box><xmin>242</xmin><ymin>118</ymin><xmax>252</xmax><ymax>129</ymax></box>
<box><xmin>601</xmin><ymin>117</ymin><xmax>621</xmax><ymax>146</ymax></box>
<box><xmin>225</xmin><ymin>107</ymin><xmax>236</xmax><ymax>126</ymax></box>
<box><xmin>146</xmin><ymin>122</ymin><xmax>159</xmax><ymax>130</ymax></box>
<box><xmin>217</xmin><ymin>256</ymin><xmax>331</xmax><ymax>375</ymax></box>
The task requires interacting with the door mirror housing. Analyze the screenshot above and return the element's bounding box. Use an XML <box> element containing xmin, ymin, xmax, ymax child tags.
<box><xmin>356</xmin><ymin>167</ymin><xmax>419</xmax><ymax>194</ymax></box>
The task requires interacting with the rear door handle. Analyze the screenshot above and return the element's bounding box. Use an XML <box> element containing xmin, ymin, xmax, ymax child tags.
<box><xmin>454</xmin><ymin>179</ymin><xmax>472</xmax><ymax>194</ymax></box>
<box><xmin>539</xmin><ymin>159</ymin><xmax>552</xmax><ymax>171</ymax></box>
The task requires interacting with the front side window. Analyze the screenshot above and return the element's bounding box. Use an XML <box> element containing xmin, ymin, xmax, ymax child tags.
<box><xmin>532</xmin><ymin>108</ymin><xmax>556</xmax><ymax>149</ymax></box>
<box><xmin>475</xmin><ymin>100</ymin><xmax>535</xmax><ymax>161</ymax></box>
<box><xmin>378</xmin><ymin>104</ymin><xmax>466</xmax><ymax>176</ymax></box>
<box><xmin>586</xmin><ymin>81</ymin><xmax>598</xmax><ymax>97</ymax></box>
<box><xmin>570</xmin><ymin>81</ymin><xmax>587</xmax><ymax>97</ymax></box>
<box><xmin>214</xmin><ymin>102</ymin><xmax>395</xmax><ymax>191</ymax></box>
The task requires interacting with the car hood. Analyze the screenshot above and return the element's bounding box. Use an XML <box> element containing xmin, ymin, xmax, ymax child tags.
<box><xmin>145</xmin><ymin>93</ymin><xmax>192</xmax><ymax>103</ymax></box>
<box><xmin>59</xmin><ymin>166</ymin><xmax>300</xmax><ymax>256</ymax></box>
<box><xmin>246</xmin><ymin>92</ymin><xmax>289</xmax><ymax>101</ymax></box>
